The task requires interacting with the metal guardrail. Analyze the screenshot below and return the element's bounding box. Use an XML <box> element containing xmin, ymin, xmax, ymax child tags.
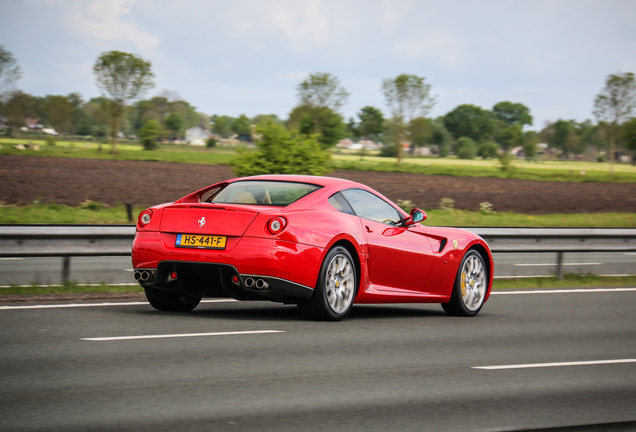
<box><xmin>1</xmin><ymin>225</ymin><xmax>636</xmax><ymax>282</ymax></box>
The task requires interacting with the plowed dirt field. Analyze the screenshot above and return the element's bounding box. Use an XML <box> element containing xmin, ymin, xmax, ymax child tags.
<box><xmin>2</xmin><ymin>155</ymin><xmax>635</xmax><ymax>214</ymax></box>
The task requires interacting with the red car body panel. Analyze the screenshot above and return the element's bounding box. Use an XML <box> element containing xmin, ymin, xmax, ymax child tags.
<box><xmin>131</xmin><ymin>174</ymin><xmax>494</xmax><ymax>306</ymax></box>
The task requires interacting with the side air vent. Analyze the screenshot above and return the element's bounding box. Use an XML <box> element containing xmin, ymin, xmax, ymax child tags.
<box><xmin>438</xmin><ymin>239</ymin><xmax>448</xmax><ymax>253</ymax></box>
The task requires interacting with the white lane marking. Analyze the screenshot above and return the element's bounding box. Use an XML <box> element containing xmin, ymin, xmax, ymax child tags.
<box><xmin>473</xmin><ymin>359</ymin><xmax>636</xmax><ymax>370</ymax></box>
<box><xmin>82</xmin><ymin>330</ymin><xmax>285</xmax><ymax>341</ymax></box>
<box><xmin>0</xmin><ymin>258</ymin><xmax>24</xmax><ymax>260</ymax></box>
<box><xmin>0</xmin><ymin>299</ymin><xmax>237</xmax><ymax>310</ymax></box>
<box><xmin>514</xmin><ymin>263</ymin><xmax>602</xmax><ymax>267</ymax></box>
<box><xmin>492</xmin><ymin>287</ymin><xmax>636</xmax><ymax>295</ymax></box>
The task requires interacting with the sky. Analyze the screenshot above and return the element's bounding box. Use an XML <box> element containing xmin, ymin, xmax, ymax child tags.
<box><xmin>1</xmin><ymin>0</ymin><xmax>636</xmax><ymax>130</ymax></box>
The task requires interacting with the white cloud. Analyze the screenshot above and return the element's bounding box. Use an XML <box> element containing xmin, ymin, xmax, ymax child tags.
<box><xmin>393</xmin><ymin>29</ymin><xmax>471</xmax><ymax>70</ymax></box>
<box><xmin>69</xmin><ymin>0</ymin><xmax>159</xmax><ymax>55</ymax></box>
<box><xmin>228</xmin><ymin>0</ymin><xmax>331</xmax><ymax>53</ymax></box>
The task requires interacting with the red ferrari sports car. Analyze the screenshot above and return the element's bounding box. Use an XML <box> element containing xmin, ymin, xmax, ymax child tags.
<box><xmin>132</xmin><ymin>174</ymin><xmax>493</xmax><ymax>320</ymax></box>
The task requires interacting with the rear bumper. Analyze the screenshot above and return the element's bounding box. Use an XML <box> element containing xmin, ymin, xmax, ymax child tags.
<box><xmin>131</xmin><ymin>231</ymin><xmax>322</xmax><ymax>301</ymax></box>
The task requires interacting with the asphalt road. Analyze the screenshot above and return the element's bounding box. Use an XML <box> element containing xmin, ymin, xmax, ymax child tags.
<box><xmin>0</xmin><ymin>288</ymin><xmax>635</xmax><ymax>431</ymax></box>
<box><xmin>1</xmin><ymin>251</ymin><xmax>635</xmax><ymax>286</ymax></box>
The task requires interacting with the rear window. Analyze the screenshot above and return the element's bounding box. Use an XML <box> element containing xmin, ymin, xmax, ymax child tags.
<box><xmin>206</xmin><ymin>181</ymin><xmax>320</xmax><ymax>206</ymax></box>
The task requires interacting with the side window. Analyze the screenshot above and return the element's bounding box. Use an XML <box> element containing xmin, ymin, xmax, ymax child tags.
<box><xmin>341</xmin><ymin>189</ymin><xmax>402</xmax><ymax>225</ymax></box>
<box><xmin>328</xmin><ymin>192</ymin><xmax>355</xmax><ymax>215</ymax></box>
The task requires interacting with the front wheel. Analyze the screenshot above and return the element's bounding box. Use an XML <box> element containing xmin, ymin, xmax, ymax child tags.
<box><xmin>442</xmin><ymin>249</ymin><xmax>487</xmax><ymax>317</ymax></box>
<box><xmin>298</xmin><ymin>246</ymin><xmax>357</xmax><ymax>321</ymax></box>
<box><xmin>144</xmin><ymin>287</ymin><xmax>202</xmax><ymax>312</ymax></box>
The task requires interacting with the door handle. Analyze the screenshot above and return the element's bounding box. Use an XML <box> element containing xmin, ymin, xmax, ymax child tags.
<box><xmin>365</xmin><ymin>225</ymin><xmax>373</xmax><ymax>233</ymax></box>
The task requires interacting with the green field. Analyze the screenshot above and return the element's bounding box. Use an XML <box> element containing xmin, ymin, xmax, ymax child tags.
<box><xmin>1</xmin><ymin>138</ymin><xmax>634</xmax><ymax>227</ymax></box>
<box><xmin>2</xmin><ymin>137</ymin><xmax>635</xmax><ymax>183</ymax></box>
<box><xmin>333</xmin><ymin>155</ymin><xmax>636</xmax><ymax>183</ymax></box>
<box><xmin>0</xmin><ymin>138</ymin><xmax>236</xmax><ymax>165</ymax></box>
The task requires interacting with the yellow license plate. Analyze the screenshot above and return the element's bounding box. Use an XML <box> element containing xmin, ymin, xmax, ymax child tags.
<box><xmin>176</xmin><ymin>234</ymin><xmax>227</xmax><ymax>249</ymax></box>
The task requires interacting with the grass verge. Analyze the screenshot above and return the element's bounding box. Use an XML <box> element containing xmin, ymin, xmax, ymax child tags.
<box><xmin>425</xmin><ymin>209</ymin><xmax>636</xmax><ymax>227</ymax></box>
<box><xmin>0</xmin><ymin>202</ymin><xmax>146</xmax><ymax>224</ymax></box>
<box><xmin>494</xmin><ymin>274</ymin><xmax>636</xmax><ymax>289</ymax></box>
<box><xmin>3</xmin><ymin>202</ymin><xmax>634</xmax><ymax>226</ymax></box>
<box><xmin>0</xmin><ymin>282</ymin><xmax>143</xmax><ymax>296</ymax></box>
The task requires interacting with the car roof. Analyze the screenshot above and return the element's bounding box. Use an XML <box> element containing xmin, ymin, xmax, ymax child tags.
<box><xmin>231</xmin><ymin>174</ymin><xmax>361</xmax><ymax>189</ymax></box>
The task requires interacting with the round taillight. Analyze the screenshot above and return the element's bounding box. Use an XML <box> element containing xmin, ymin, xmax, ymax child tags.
<box><xmin>267</xmin><ymin>216</ymin><xmax>287</xmax><ymax>235</ymax></box>
<box><xmin>138</xmin><ymin>209</ymin><xmax>153</xmax><ymax>227</ymax></box>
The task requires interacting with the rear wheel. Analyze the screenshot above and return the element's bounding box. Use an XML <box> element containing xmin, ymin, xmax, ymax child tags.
<box><xmin>442</xmin><ymin>249</ymin><xmax>487</xmax><ymax>317</ymax></box>
<box><xmin>298</xmin><ymin>246</ymin><xmax>357</xmax><ymax>321</ymax></box>
<box><xmin>144</xmin><ymin>287</ymin><xmax>202</xmax><ymax>312</ymax></box>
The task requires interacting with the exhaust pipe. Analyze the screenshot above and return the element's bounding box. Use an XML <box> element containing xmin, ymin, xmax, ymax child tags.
<box><xmin>255</xmin><ymin>279</ymin><xmax>269</xmax><ymax>290</ymax></box>
<box><xmin>244</xmin><ymin>277</ymin><xmax>254</xmax><ymax>288</ymax></box>
<box><xmin>134</xmin><ymin>270</ymin><xmax>154</xmax><ymax>282</ymax></box>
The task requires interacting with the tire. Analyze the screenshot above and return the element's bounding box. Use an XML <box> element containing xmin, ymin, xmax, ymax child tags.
<box><xmin>298</xmin><ymin>246</ymin><xmax>357</xmax><ymax>321</ymax></box>
<box><xmin>144</xmin><ymin>287</ymin><xmax>202</xmax><ymax>312</ymax></box>
<box><xmin>442</xmin><ymin>249</ymin><xmax>487</xmax><ymax>317</ymax></box>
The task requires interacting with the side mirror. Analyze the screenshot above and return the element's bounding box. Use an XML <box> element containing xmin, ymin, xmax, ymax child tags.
<box><xmin>409</xmin><ymin>208</ymin><xmax>427</xmax><ymax>224</ymax></box>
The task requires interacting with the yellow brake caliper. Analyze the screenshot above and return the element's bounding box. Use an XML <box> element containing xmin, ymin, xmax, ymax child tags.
<box><xmin>461</xmin><ymin>272</ymin><xmax>466</xmax><ymax>297</ymax></box>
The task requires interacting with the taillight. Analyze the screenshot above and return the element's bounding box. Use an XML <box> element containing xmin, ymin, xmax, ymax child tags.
<box><xmin>138</xmin><ymin>209</ymin><xmax>153</xmax><ymax>227</ymax></box>
<box><xmin>267</xmin><ymin>216</ymin><xmax>287</xmax><ymax>234</ymax></box>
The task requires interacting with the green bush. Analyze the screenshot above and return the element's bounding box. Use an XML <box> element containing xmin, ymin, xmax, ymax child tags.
<box><xmin>45</xmin><ymin>135</ymin><xmax>57</xmax><ymax>146</ymax></box>
<box><xmin>379</xmin><ymin>143</ymin><xmax>398</xmax><ymax>157</ymax></box>
<box><xmin>206</xmin><ymin>137</ymin><xmax>217</xmax><ymax>148</ymax></box>
<box><xmin>477</xmin><ymin>141</ymin><xmax>499</xmax><ymax>159</ymax></box>
<box><xmin>142</xmin><ymin>138</ymin><xmax>158</xmax><ymax>150</ymax></box>
<box><xmin>229</xmin><ymin>121</ymin><xmax>331</xmax><ymax>176</ymax></box>
<box><xmin>137</xmin><ymin>120</ymin><xmax>164</xmax><ymax>151</ymax></box>
<box><xmin>455</xmin><ymin>137</ymin><xmax>477</xmax><ymax>159</ymax></box>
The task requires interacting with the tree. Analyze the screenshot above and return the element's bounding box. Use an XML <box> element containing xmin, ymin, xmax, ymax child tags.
<box><xmin>67</xmin><ymin>92</ymin><xmax>88</xmax><ymax>135</ymax></box>
<box><xmin>232</xmin><ymin>114</ymin><xmax>252</xmax><ymax>141</ymax></box>
<box><xmin>455</xmin><ymin>137</ymin><xmax>477</xmax><ymax>159</ymax></box>
<box><xmin>287</xmin><ymin>105</ymin><xmax>346</xmax><ymax>149</ymax></box>
<box><xmin>408</xmin><ymin>117</ymin><xmax>433</xmax><ymax>149</ymax></box>
<box><xmin>496</xmin><ymin>124</ymin><xmax>523</xmax><ymax>151</ymax></box>
<box><xmin>357</xmin><ymin>106</ymin><xmax>385</xmax><ymax>141</ymax></box>
<box><xmin>492</xmin><ymin>101</ymin><xmax>533</xmax><ymax>127</ymax></box>
<box><xmin>5</xmin><ymin>91</ymin><xmax>37</xmax><ymax>135</ymax></box>
<box><xmin>549</xmin><ymin>119</ymin><xmax>579</xmax><ymax>158</ymax></box>
<box><xmin>137</xmin><ymin>119</ymin><xmax>165</xmax><ymax>150</ymax></box>
<box><xmin>211</xmin><ymin>115</ymin><xmax>235</xmax><ymax>138</ymax></box>
<box><xmin>230</xmin><ymin>121</ymin><xmax>331</xmax><ymax>176</ymax></box>
<box><xmin>522</xmin><ymin>131</ymin><xmax>540</xmax><ymax>160</ymax></box>
<box><xmin>93</xmin><ymin>51</ymin><xmax>154</xmax><ymax>153</ymax></box>
<box><xmin>45</xmin><ymin>95</ymin><xmax>74</xmax><ymax>135</ymax></box>
<box><xmin>593</xmin><ymin>71</ymin><xmax>636</xmax><ymax>173</ymax></box>
<box><xmin>477</xmin><ymin>141</ymin><xmax>499</xmax><ymax>159</ymax></box>
<box><xmin>252</xmin><ymin>114</ymin><xmax>282</xmax><ymax>125</ymax></box>
<box><xmin>164</xmin><ymin>112</ymin><xmax>184</xmax><ymax>140</ymax></box>
<box><xmin>621</xmin><ymin>117</ymin><xmax>636</xmax><ymax>158</ymax></box>
<box><xmin>381</xmin><ymin>74</ymin><xmax>435</xmax><ymax>164</ymax></box>
<box><xmin>444</xmin><ymin>104</ymin><xmax>494</xmax><ymax>143</ymax></box>
<box><xmin>296</xmin><ymin>72</ymin><xmax>349</xmax><ymax>112</ymax></box>
<box><xmin>0</xmin><ymin>45</ymin><xmax>22</xmax><ymax>100</ymax></box>
<box><xmin>430</xmin><ymin>117</ymin><xmax>452</xmax><ymax>157</ymax></box>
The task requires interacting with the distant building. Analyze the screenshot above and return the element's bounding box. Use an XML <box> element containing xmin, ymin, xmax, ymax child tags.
<box><xmin>185</xmin><ymin>126</ymin><xmax>213</xmax><ymax>145</ymax></box>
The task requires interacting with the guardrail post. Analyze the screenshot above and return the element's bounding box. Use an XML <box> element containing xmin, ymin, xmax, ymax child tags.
<box><xmin>62</xmin><ymin>257</ymin><xmax>71</xmax><ymax>285</ymax></box>
<box><xmin>556</xmin><ymin>252</ymin><xmax>564</xmax><ymax>280</ymax></box>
